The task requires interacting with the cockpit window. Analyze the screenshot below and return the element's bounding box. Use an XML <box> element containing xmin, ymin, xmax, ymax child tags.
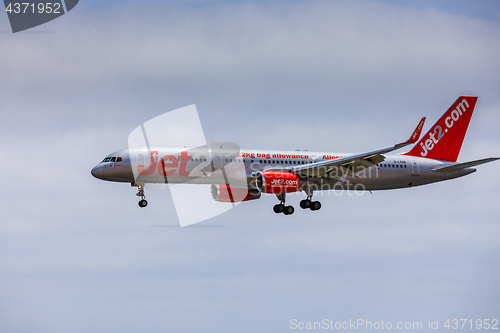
<box><xmin>101</xmin><ymin>156</ymin><xmax>123</xmax><ymax>163</ymax></box>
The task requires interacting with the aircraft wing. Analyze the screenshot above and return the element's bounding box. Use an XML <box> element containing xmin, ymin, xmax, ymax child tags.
<box><xmin>290</xmin><ymin>117</ymin><xmax>426</xmax><ymax>181</ymax></box>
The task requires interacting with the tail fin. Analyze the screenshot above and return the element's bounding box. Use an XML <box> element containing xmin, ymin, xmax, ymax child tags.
<box><xmin>403</xmin><ymin>96</ymin><xmax>478</xmax><ymax>162</ymax></box>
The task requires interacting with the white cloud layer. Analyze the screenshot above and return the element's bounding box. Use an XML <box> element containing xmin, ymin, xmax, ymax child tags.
<box><xmin>1</xmin><ymin>1</ymin><xmax>499</xmax><ymax>332</ymax></box>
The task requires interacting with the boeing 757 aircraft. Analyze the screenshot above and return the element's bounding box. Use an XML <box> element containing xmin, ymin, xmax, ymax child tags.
<box><xmin>91</xmin><ymin>96</ymin><xmax>498</xmax><ymax>215</ymax></box>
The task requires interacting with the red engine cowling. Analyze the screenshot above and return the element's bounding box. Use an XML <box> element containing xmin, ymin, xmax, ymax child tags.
<box><xmin>211</xmin><ymin>184</ymin><xmax>261</xmax><ymax>202</ymax></box>
<box><xmin>253</xmin><ymin>171</ymin><xmax>300</xmax><ymax>194</ymax></box>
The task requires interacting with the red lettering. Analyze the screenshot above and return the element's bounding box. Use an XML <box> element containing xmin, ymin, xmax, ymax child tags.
<box><xmin>177</xmin><ymin>151</ymin><xmax>192</xmax><ymax>177</ymax></box>
<box><xmin>138</xmin><ymin>151</ymin><xmax>158</xmax><ymax>176</ymax></box>
<box><xmin>158</xmin><ymin>155</ymin><xmax>178</xmax><ymax>177</ymax></box>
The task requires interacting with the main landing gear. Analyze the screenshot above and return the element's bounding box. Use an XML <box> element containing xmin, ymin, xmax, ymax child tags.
<box><xmin>136</xmin><ymin>184</ymin><xmax>148</xmax><ymax>208</ymax></box>
<box><xmin>272</xmin><ymin>193</ymin><xmax>321</xmax><ymax>215</ymax></box>
<box><xmin>273</xmin><ymin>193</ymin><xmax>295</xmax><ymax>215</ymax></box>
<box><xmin>299</xmin><ymin>197</ymin><xmax>321</xmax><ymax>211</ymax></box>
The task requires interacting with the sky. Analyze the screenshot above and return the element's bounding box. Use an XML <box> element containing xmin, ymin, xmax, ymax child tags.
<box><xmin>1</xmin><ymin>1</ymin><xmax>500</xmax><ymax>332</ymax></box>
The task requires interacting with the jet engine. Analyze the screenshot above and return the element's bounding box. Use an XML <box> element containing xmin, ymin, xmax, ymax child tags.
<box><xmin>252</xmin><ymin>171</ymin><xmax>300</xmax><ymax>194</ymax></box>
<box><xmin>211</xmin><ymin>184</ymin><xmax>261</xmax><ymax>202</ymax></box>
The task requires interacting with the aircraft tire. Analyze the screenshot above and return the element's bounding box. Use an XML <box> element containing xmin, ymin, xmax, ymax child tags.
<box><xmin>310</xmin><ymin>201</ymin><xmax>321</xmax><ymax>211</ymax></box>
<box><xmin>300</xmin><ymin>199</ymin><xmax>311</xmax><ymax>209</ymax></box>
<box><xmin>139</xmin><ymin>199</ymin><xmax>148</xmax><ymax>208</ymax></box>
<box><xmin>284</xmin><ymin>205</ymin><xmax>294</xmax><ymax>215</ymax></box>
<box><xmin>273</xmin><ymin>204</ymin><xmax>284</xmax><ymax>213</ymax></box>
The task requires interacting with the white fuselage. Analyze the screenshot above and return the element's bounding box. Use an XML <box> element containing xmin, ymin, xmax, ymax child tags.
<box><xmin>91</xmin><ymin>147</ymin><xmax>476</xmax><ymax>192</ymax></box>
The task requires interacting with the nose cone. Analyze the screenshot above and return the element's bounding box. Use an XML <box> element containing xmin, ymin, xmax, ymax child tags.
<box><xmin>91</xmin><ymin>165</ymin><xmax>107</xmax><ymax>180</ymax></box>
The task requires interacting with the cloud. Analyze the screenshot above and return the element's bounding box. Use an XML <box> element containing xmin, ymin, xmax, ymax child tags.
<box><xmin>2</xmin><ymin>0</ymin><xmax>500</xmax><ymax>139</ymax></box>
<box><xmin>1</xmin><ymin>1</ymin><xmax>499</xmax><ymax>332</ymax></box>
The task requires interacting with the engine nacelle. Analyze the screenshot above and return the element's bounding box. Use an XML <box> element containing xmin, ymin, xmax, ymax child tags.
<box><xmin>253</xmin><ymin>171</ymin><xmax>300</xmax><ymax>194</ymax></box>
<box><xmin>211</xmin><ymin>184</ymin><xmax>261</xmax><ymax>202</ymax></box>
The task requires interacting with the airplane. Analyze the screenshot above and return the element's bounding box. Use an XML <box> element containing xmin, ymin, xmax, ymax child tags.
<box><xmin>91</xmin><ymin>96</ymin><xmax>498</xmax><ymax>215</ymax></box>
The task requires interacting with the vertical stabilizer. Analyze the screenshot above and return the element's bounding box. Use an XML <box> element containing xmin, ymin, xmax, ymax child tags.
<box><xmin>403</xmin><ymin>96</ymin><xmax>477</xmax><ymax>162</ymax></box>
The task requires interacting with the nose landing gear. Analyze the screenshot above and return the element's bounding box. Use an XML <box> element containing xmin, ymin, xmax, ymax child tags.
<box><xmin>136</xmin><ymin>184</ymin><xmax>148</xmax><ymax>208</ymax></box>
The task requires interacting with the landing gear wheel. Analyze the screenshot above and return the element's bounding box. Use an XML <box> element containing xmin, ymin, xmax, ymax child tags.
<box><xmin>273</xmin><ymin>204</ymin><xmax>284</xmax><ymax>213</ymax></box>
<box><xmin>310</xmin><ymin>201</ymin><xmax>321</xmax><ymax>211</ymax></box>
<box><xmin>283</xmin><ymin>205</ymin><xmax>295</xmax><ymax>215</ymax></box>
<box><xmin>300</xmin><ymin>199</ymin><xmax>311</xmax><ymax>209</ymax></box>
<box><xmin>136</xmin><ymin>184</ymin><xmax>147</xmax><ymax>207</ymax></box>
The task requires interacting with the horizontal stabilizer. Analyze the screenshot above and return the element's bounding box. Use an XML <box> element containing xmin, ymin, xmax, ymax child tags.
<box><xmin>431</xmin><ymin>157</ymin><xmax>500</xmax><ymax>173</ymax></box>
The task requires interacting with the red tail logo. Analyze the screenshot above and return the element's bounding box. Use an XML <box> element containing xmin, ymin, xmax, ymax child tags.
<box><xmin>403</xmin><ymin>96</ymin><xmax>477</xmax><ymax>162</ymax></box>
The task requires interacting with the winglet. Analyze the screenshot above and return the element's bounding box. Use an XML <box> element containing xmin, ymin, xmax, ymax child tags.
<box><xmin>402</xmin><ymin>117</ymin><xmax>426</xmax><ymax>145</ymax></box>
